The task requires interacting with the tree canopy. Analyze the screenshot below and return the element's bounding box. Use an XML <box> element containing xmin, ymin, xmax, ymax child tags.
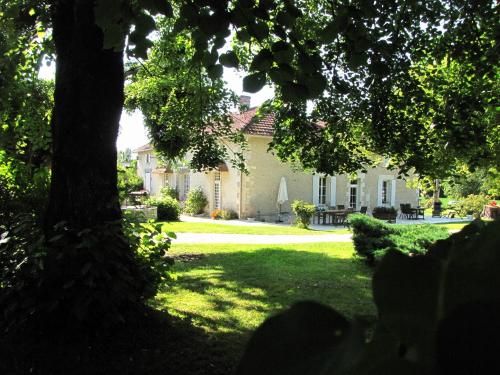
<box><xmin>0</xmin><ymin>2</ymin><xmax>498</xmax><ymax>369</ymax></box>
<box><xmin>125</xmin><ymin>18</ymin><xmax>247</xmax><ymax>172</ymax></box>
<box><xmin>3</xmin><ymin>1</ymin><xmax>496</xmax><ymax>180</ymax></box>
<box><xmin>115</xmin><ymin>0</ymin><xmax>497</xmax><ymax>178</ymax></box>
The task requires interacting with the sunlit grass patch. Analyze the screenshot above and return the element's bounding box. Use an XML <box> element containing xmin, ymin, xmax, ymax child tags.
<box><xmin>160</xmin><ymin>221</ymin><xmax>351</xmax><ymax>235</ymax></box>
<box><xmin>155</xmin><ymin>242</ymin><xmax>375</xmax><ymax>358</ymax></box>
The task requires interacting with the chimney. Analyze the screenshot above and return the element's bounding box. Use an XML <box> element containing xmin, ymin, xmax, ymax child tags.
<box><xmin>239</xmin><ymin>95</ymin><xmax>251</xmax><ymax>112</ymax></box>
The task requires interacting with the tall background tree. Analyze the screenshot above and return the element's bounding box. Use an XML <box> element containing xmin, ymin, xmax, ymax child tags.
<box><xmin>0</xmin><ymin>3</ymin><xmax>497</xmax><ymax>372</ymax></box>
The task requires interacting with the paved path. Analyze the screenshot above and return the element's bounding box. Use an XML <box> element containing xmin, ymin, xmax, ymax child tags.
<box><xmin>173</xmin><ymin>232</ymin><xmax>353</xmax><ymax>244</ymax></box>
<box><xmin>174</xmin><ymin>214</ymin><xmax>468</xmax><ymax>244</ymax></box>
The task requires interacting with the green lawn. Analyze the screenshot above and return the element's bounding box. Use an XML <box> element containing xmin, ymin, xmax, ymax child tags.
<box><xmin>161</xmin><ymin>221</ymin><xmax>351</xmax><ymax>235</ymax></box>
<box><xmin>434</xmin><ymin>221</ymin><xmax>471</xmax><ymax>231</ymax></box>
<box><xmin>154</xmin><ymin>242</ymin><xmax>375</xmax><ymax>361</ymax></box>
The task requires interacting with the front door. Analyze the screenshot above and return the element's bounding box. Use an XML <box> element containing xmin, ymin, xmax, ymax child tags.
<box><xmin>214</xmin><ymin>172</ymin><xmax>221</xmax><ymax>209</ymax></box>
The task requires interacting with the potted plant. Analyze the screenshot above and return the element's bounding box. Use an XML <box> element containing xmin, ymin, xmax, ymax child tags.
<box><xmin>372</xmin><ymin>206</ymin><xmax>398</xmax><ymax>222</ymax></box>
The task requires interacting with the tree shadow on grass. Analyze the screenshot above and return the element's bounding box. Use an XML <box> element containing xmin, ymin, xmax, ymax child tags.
<box><xmin>154</xmin><ymin>247</ymin><xmax>375</xmax><ymax>363</ymax></box>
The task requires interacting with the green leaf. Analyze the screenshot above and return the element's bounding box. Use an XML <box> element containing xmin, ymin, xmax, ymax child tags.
<box><xmin>248</xmin><ymin>22</ymin><xmax>269</xmax><ymax>42</ymax></box>
<box><xmin>179</xmin><ymin>3</ymin><xmax>198</xmax><ymax>26</ymax></box>
<box><xmin>269</xmin><ymin>65</ymin><xmax>295</xmax><ymax>84</ymax></box>
<box><xmin>284</xmin><ymin>1</ymin><xmax>302</xmax><ymax>18</ymax></box>
<box><xmin>281</xmin><ymin>82</ymin><xmax>309</xmax><ymax>102</ymax></box>
<box><xmin>155</xmin><ymin>0</ymin><xmax>173</xmax><ymax>17</ymax></box>
<box><xmin>373</xmin><ymin>250</ymin><xmax>441</xmax><ymax>353</ymax></box>
<box><xmin>134</xmin><ymin>12</ymin><xmax>156</xmax><ymax>36</ymax></box>
<box><xmin>213</xmin><ymin>36</ymin><xmax>226</xmax><ymax>50</ymax></box>
<box><xmin>334</xmin><ymin>12</ymin><xmax>349</xmax><ymax>31</ymax></box>
<box><xmin>370</xmin><ymin>61</ymin><xmax>390</xmax><ymax>76</ymax></box>
<box><xmin>250</xmin><ymin>49</ymin><xmax>274</xmax><ymax>72</ymax></box>
<box><xmin>271</xmin><ymin>41</ymin><xmax>294</xmax><ymax>64</ymax></box>
<box><xmin>219</xmin><ymin>51</ymin><xmax>239</xmax><ymax>68</ymax></box>
<box><xmin>201</xmin><ymin>50</ymin><xmax>218</xmax><ymax>68</ymax></box>
<box><xmin>243</xmin><ymin>72</ymin><xmax>267</xmax><ymax>93</ymax></box>
<box><xmin>348</xmin><ymin>52</ymin><xmax>367</xmax><ymax>70</ymax></box>
<box><xmin>132</xmin><ymin>38</ymin><xmax>154</xmax><ymax>59</ymax></box>
<box><xmin>207</xmin><ymin>64</ymin><xmax>224</xmax><ymax>80</ymax></box>
<box><xmin>139</xmin><ymin>0</ymin><xmax>172</xmax><ymax>16</ymax></box>
<box><xmin>236</xmin><ymin>301</ymin><xmax>358</xmax><ymax>375</ymax></box>
<box><xmin>333</xmin><ymin>78</ymin><xmax>350</xmax><ymax>94</ymax></box>
<box><xmin>302</xmin><ymin>73</ymin><xmax>327</xmax><ymax>98</ymax></box>
<box><xmin>231</xmin><ymin>7</ymin><xmax>251</xmax><ymax>27</ymax></box>
<box><xmin>319</xmin><ymin>22</ymin><xmax>339</xmax><ymax>43</ymax></box>
<box><xmin>94</xmin><ymin>0</ymin><xmax>122</xmax><ymax>29</ymax></box>
<box><xmin>276</xmin><ymin>11</ymin><xmax>295</xmax><ymax>28</ymax></box>
<box><xmin>236</xmin><ymin>28</ymin><xmax>251</xmax><ymax>42</ymax></box>
<box><xmin>199</xmin><ymin>15</ymin><xmax>223</xmax><ymax>36</ymax></box>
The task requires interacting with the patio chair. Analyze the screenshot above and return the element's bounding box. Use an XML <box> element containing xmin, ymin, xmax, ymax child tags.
<box><xmin>332</xmin><ymin>211</ymin><xmax>348</xmax><ymax>227</ymax></box>
<box><xmin>400</xmin><ymin>204</ymin><xmax>414</xmax><ymax>219</ymax></box>
<box><xmin>359</xmin><ymin>206</ymin><xmax>367</xmax><ymax>214</ymax></box>
<box><xmin>314</xmin><ymin>205</ymin><xmax>327</xmax><ymax>224</ymax></box>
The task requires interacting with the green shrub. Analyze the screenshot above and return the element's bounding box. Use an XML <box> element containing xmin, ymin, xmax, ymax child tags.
<box><xmin>117</xmin><ymin>163</ymin><xmax>143</xmax><ymax>204</ymax></box>
<box><xmin>220</xmin><ymin>209</ymin><xmax>238</xmax><ymax>220</ymax></box>
<box><xmin>372</xmin><ymin>206</ymin><xmax>398</xmax><ymax>222</ymax></box>
<box><xmin>122</xmin><ymin>209</ymin><xmax>147</xmax><ymax>223</ymax></box>
<box><xmin>184</xmin><ymin>187</ymin><xmax>208</xmax><ymax>215</ymax></box>
<box><xmin>291</xmin><ymin>200</ymin><xmax>316</xmax><ymax>229</ymax></box>
<box><xmin>0</xmin><ymin>216</ymin><xmax>168</xmax><ymax>330</ymax></box>
<box><xmin>455</xmin><ymin>194</ymin><xmax>490</xmax><ymax>217</ymax></box>
<box><xmin>123</xmin><ymin>218</ymin><xmax>175</xmax><ymax>287</ymax></box>
<box><xmin>147</xmin><ymin>196</ymin><xmax>181</xmax><ymax>221</ymax></box>
<box><xmin>372</xmin><ymin>206</ymin><xmax>397</xmax><ymax>214</ymax></box>
<box><xmin>160</xmin><ymin>185</ymin><xmax>178</xmax><ymax>200</ymax></box>
<box><xmin>350</xmin><ymin>214</ymin><xmax>449</xmax><ymax>265</ymax></box>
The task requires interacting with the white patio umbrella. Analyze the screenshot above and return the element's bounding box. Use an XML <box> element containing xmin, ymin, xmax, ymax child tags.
<box><xmin>277</xmin><ymin>177</ymin><xmax>288</xmax><ymax>222</ymax></box>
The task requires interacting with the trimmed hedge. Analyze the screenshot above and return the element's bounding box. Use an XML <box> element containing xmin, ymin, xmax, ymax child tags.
<box><xmin>147</xmin><ymin>196</ymin><xmax>181</xmax><ymax>221</ymax></box>
<box><xmin>291</xmin><ymin>200</ymin><xmax>316</xmax><ymax>229</ymax></box>
<box><xmin>349</xmin><ymin>214</ymin><xmax>449</xmax><ymax>265</ymax></box>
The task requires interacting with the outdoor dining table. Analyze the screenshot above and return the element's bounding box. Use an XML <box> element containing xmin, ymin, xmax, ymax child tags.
<box><xmin>410</xmin><ymin>207</ymin><xmax>425</xmax><ymax>220</ymax></box>
<box><xmin>316</xmin><ymin>209</ymin><xmax>351</xmax><ymax>225</ymax></box>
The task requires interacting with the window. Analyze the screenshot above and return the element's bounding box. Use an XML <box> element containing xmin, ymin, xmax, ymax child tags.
<box><xmin>349</xmin><ymin>179</ymin><xmax>358</xmax><ymax>209</ymax></box>
<box><xmin>214</xmin><ymin>172</ymin><xmax>221</xmax><ymax>209</ymax></box>
<box><xmin>146</xmin><ymin>153</ymin><xmax>151</xmax><ymax>164</ymax></box>
<box><xmin>144</xmin><ymin>171</ymin><xmax>151</xmax><ymax>192</ymax></box>
<box><xmin>183</xmin><ymin>174</ymin><xmax>190</xmax><ymax>200</ymax></box>
<box><xmin>382</xmin><ymin>180</ymin><xmax>388</xmax><ymax>204</ymax></box>
<box><xmin>318</xmin><ymin>177</ymin><xmax>326</xmax><ymax>205</ymax></box>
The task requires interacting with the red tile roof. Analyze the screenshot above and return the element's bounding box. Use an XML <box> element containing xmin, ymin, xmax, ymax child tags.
<box><xmin>230</xmin><ymin>107</ymin><xmax>275</xmax><ymax>137</ymax></box>
<box><xmin>134</xmin><ymin>108</ymin><xmax>275</xmax><ymax>155</ymax></box>
<box><xmin>133</xmin><ymin>143</ymin><xmax>153</xmax><ymax>153</ymax></box>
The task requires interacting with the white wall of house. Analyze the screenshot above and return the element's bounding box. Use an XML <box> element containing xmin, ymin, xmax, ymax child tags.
<box><xmin>136</xmin><ymin>148</ymin><xmax>157</xmax><ymax>193</ymax></box>
<box><xmin>136</xmin><ymin>138</ymin><xmax>418</xmax><ymax>219</ymax></box>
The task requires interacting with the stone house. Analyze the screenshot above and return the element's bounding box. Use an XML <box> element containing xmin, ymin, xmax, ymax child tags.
<box><xmin>134</xmin><ymin>103</ymin><xmax>418</xmax><ymax>221</ymax></box>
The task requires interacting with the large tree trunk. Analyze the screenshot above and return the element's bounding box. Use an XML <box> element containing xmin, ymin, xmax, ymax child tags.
<box><xmin>45</xmin><ymin>0</ymin><xmax>123</xmax><ymax>233</ymax></box>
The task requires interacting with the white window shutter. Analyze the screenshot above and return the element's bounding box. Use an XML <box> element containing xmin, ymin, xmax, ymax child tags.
<box><xmin>312</xmin><ymin>175</ymin><xmax>319</xmax><ymax>205</ymax></box>
<box><xmin>330</xmin><ymin>177</ymin><xmax>336</xmax><ymax>207</ymax></box>
<box><xmin>391</xmin><ymin>179</ymin><xmax>397</xmax><ymax>207</ymax></box>
<box><xmin>377</xmin><ymin>177</ymin><xmax>383</xmax><ymax>206</ymax></box>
